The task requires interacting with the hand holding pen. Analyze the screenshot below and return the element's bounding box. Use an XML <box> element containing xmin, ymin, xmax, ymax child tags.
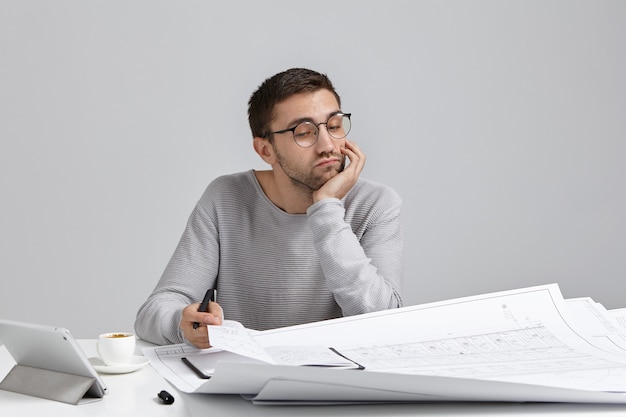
<box><xmin>193</xmin><ymin>288</ymin><xmax>217</xmax><ymax>329</ymax></box>
<box><xmin>181</xmin><ymin>288</ymin><xmax>222</xmax><ymax>349</ymax></box>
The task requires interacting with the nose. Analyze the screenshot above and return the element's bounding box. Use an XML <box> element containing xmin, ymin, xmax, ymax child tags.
<box><xmin>314</xmin><ymin>123</ymin><xmax>336</xmax><ymax>153</ymax></box>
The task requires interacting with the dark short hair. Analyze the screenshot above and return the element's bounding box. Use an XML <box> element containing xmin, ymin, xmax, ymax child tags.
<box><xmin>248</xmin><ymin>68</ymin><xmax>341</xmax><ymax>139</ymax></box>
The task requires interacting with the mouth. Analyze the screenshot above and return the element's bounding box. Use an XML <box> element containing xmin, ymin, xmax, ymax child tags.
<box><xmin>315</xmin><ymin>157</ymin><xmax>341</xmax><ymax>168</ymax></box>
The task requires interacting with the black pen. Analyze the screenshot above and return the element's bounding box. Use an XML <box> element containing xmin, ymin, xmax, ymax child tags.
<box><xmin>193</xmin><ymin>288</ymin><xmax>216</xmax><ymax>330</ymax></box>
<box><xmin>181</xmin><ymin>357</ymin><xmax>211</xmax><ymax>379</ymax></box>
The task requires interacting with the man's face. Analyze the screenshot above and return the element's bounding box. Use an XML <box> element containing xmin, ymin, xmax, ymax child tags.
<box><xmin>269</xmin><ymin>89</ymin><xmax>346</xmax><ymax>192</ymax></box>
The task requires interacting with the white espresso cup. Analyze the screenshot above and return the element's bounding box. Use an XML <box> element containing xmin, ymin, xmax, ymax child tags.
<box><xmin>97</xmin><ymin>332</ymin><xmax>136</xmax><ymax>366</ymax></box>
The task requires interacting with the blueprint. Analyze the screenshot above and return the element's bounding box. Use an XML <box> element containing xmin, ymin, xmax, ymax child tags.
<box><xmin>143</xmin><ymin>283</ymin><xmax>626</xmax><ymax>403</ymax></box>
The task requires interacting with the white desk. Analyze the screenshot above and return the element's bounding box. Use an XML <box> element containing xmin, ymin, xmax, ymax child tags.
<box><xmin>2</xmin><ymin>340</ymin><xmax>626</xmax><ymax>417</ymax></box>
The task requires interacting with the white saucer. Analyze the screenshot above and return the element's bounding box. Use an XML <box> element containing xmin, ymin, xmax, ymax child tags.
<box><xmin>89</xmin><ymin>355</ymin><xmax>150</xmax><ymax>374</ymax></box>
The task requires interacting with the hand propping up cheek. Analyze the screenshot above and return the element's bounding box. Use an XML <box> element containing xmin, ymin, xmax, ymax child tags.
<box><xmin>313</xmin><ymin>139</ymin><xmax>366</xmax><ymax>203</ymax></box>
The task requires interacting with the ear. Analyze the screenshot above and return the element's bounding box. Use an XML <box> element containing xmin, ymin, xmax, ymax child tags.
<box><xmin>253</xmin><ymin>136</ymin><xmax>276</xmax><ymax>165</ymax></box>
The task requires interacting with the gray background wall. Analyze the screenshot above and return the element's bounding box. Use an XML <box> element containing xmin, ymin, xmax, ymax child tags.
<box><xmin>1</xmin><ymin>0</ymin><xmax>624</xmax><ymax>338</ymax></box>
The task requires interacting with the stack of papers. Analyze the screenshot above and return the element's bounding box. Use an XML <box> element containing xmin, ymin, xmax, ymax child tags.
<box><xmin>180</xmin><ymin>320</ymin><xmax>362</xmax><ymax>379</ymax></box>
<box><xmin>143</xmin><ymin>284</ymin><xmax>626</xmax><ymax>404</ymax></box>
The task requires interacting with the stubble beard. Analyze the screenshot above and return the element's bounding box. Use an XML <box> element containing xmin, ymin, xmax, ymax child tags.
<box><xmin>274</xmin><ymin>148</ymin><xmax>346</xmax><ymax>193</ymax></box>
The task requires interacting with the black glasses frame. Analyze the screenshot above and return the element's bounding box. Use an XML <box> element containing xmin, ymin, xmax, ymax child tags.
<box><xmin>263</xmin><ymin>113</ymin><xmax>352</xmax><ymax>147</ymax></box>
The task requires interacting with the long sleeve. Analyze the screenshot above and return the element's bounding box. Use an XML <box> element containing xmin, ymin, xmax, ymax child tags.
<box><xmin>135</xmin><ymin>171</ymin><xmax>404</xmax><ymax>343</ymax></box>
<box><xmin>307</xmin><ymin>182</ymin><xmax>404</xmax><ymax>316</ymax></box>
<box><xmin>134</xmin><ymin>205</ymin><xmax>219</xmax><ymax>345</ymax></box>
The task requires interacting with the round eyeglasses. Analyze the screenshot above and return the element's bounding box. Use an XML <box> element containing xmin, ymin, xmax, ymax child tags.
<box><xmin>263</xmin><ymin>113</ymin><xmax>351</xmax><ymax>148</ymax></box>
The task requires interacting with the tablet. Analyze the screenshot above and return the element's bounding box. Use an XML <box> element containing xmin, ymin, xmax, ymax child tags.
<box><xmin>0</xmin><ymin>318</ymin><xmax>107</xmax><ymax>399</ymax></box>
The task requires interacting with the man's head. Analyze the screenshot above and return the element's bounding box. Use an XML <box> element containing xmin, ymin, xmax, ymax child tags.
<box><xmin>248</xmin><ymin>68</ymin><xmax>342</xmax><ymax>139</ymax></box>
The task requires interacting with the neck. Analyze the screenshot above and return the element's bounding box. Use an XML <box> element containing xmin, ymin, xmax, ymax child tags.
<box><xmin>254</xmin><ymin>170</ymin><xmax>313</xmax><ymax>214</ymax></box>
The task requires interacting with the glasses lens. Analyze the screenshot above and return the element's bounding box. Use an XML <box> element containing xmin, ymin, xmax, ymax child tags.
<box><xmin>327</xmin><ymin>114</ymin><xmax>351</xmax><ymax>139</ymax></box>
<box><xmin>291</xmin><ymin>114</ymin><xmax>352</xmax><ymax>147</ymax></box>
<box><xmin>293</xmin><ymin>122</ymin><xmax>318</xmax><ymax>147</ymax></box>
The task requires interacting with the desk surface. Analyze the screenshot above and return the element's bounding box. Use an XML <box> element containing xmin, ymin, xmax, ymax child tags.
<box><xmin>2</xmin><ymin>340</ymin><xmax>626</xmax><ymax>417</ymax></box>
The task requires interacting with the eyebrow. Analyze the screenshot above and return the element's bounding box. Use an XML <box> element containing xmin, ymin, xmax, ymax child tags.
<box><xmin>286</xmin><ymin>110</ymin><xmax>342</xmax><ymax>128</ymax></box>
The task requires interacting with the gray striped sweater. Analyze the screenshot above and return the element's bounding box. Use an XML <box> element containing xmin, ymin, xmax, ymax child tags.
<box><xmin>134</xmin><ymin>170</ymin><xmax>404</xmax><ymax>345</ymax></box>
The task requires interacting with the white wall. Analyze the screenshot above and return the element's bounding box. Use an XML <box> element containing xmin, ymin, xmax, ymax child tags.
<box><xmin>1</xmin><ymin>0</ymin><xmax>624</xmax><ymax>338</ymax></box>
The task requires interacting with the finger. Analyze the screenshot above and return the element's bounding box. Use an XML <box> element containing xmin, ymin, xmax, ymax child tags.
<box><xmin>342</xmin><ymin>147</ymin><xmax>365</xmax><ymax>177</ymax></box>
<box><xmin>182</xmin><ymin>303</ymin><xmax>219</xmax><ymax>333</ymax></box>
<box><xmin>181</xmin><ymin>320</ymin><xmax>210</xmax><ymax>349</ymax></box>
<box><xmin>189</xmin><ymin>330</ymin><xmax>211</xmax><ymax>349</ymax></box>
<box><xmin>183</xmin><ymin>303</ymin><xmax>200</xmax><ymax>324</ymax></box>
<box><xmin>344</xmin><ymin>138</ymin><xmax>362</xmax><ymax>155</ymax></box>
<box><xmin>340</xmin><ymin>144</ymin><xmax>357</xmax><ymax>166</ymax></box>
<box><xmin>344</xmin><ymin>140</ymin><xmax>365</xmax><ymax>165</ymax></box>
<box><xmin>193</xmin><ymin>313</ymin><xmax>220</xmax><ymax>327</ymax></box>
<box><xmin>208</xmin><ymin>302</ymin><xmax>223</xmax><ymax>324</ymax></box>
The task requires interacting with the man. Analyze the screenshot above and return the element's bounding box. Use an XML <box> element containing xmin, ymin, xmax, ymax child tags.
<box><xmin>135</xmin><ymin>68</ymin><xmax>404</xmax><ymax>348</ymax></box>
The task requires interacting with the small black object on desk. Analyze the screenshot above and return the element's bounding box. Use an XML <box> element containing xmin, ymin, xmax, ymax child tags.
<box><xmin>157</xmin><ymin>390</ymin><xmax>175</xmax><ymax>404</ymax></box>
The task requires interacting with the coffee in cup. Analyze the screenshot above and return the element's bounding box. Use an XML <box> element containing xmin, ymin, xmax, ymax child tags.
<box><xmin>97</xmin><ymin>332</ymin><xmax>136</xmax><ymax>366</ymax></box>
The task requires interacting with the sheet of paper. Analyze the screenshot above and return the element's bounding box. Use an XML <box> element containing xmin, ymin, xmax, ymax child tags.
<box><xmin>143</xmin><ymin>283</ymin><xmax>626</xmax><ymax>402</ymax></box>
<box><xmin>565</xmin><ymin>297</ymin><xmax>626</xmax><ymax>355</ymax></box>
<box><xmin>143</xmin><ymin>320</ymin><xmax>363</xmax><ymax>387</ymax></box>
<box><xmin>207</xmin><ymin>320</ymin><xmax>274</xmax><ymax>363</ymax></box>
<box><xmin>608</xmin><ymin>307</ymin><xmax>626</xmax><ymax>333</ymax></box>
<box><xmin>252</xmin><ymin>283</ymin><xmax>626</xmax><ymax>393</ymax></box>
<box><xmin>142</xmin><ymin>343</ymin><xmax>210</xmax><ymax>392</ymax></box>
<box><xmin>199</xmin><ymin>320</ymin><xmax>360</xmax><ymax>370</ymax></box>
<box><xmin>264</xmin><ymin>346</ymin><xmax>361</xmax><ymax>368</ymax></box>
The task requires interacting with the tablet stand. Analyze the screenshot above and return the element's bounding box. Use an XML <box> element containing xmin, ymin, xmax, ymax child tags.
<box><xmin>0</xmin><ymin>364</ymin><xmax>99</xmax><ymax>405</ymax></box>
